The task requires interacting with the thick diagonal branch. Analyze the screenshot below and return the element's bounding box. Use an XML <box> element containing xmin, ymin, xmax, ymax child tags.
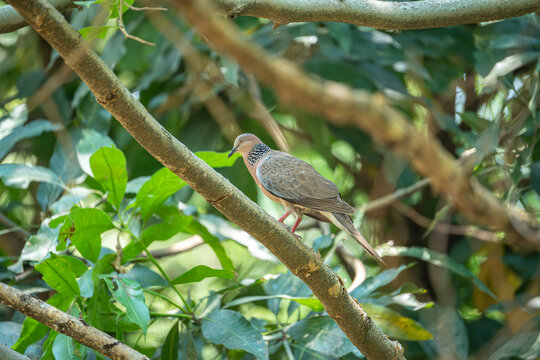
<box><xmin>6</xmin><ymin>0</ymin><xmax>404</xmax><ymax>359</ymax></box>
<box><xmin>0</xmin><ymin>283</ymin><xmax>149</xmax><ymax>360</ymax></box>
<box><xmin>173</xmin><ymin>0</ymin><xmax>540</xmax><ymax>250</ymax></box>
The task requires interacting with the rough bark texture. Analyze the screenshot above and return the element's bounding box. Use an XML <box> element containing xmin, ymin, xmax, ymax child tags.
<box><xmin>173</xmin><ymin>0</ymin><xmax>540</xmax><ymax>250</ymax></box>
<box><xmin>0</xmin><ymin>283</ymin><xmax>149</xmax><ymax>360</ymax></box>
<box><xmin>2</xmin><ymin>0</ymin><xmax>539</xmax><ymax>34</ymax></box>
<box><xmin>210</xmin><ymin>0</ymin><xmax>540</xmax><ymax>30</ymax></box>
<box><xmin>5</xmin><ymin>0</ymin><xmax>405</xmax><ymax>358</ymax></box>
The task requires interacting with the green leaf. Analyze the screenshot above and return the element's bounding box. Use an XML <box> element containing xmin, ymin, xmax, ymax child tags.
<box><xmin>61</xmin><ymin>255</ymin><xmax>88</xmax><ymax>277</ymax></box>
<box><xmin>288</xmin><ymin>316</ymin><xmax>359</xmax><ymax>358</ymax></box>
<box><xmin>69</xmin><ymin>207</ymin><xmax>114</xmax><ymax>263</ymax></box>
<box><xmin>12</xmin><ymin>293</ymin><xmax>73</xmax><ymax>352</ymax></box>
<box><xmin>0</xmin><ymin>164</ymin><xmax>65</xmax><ymax>189</ymax></box>
<box><xmin>201</xmin><ymin>309</ymin><xmax>268</xmax><ymax>360</ymax></box>
<box><xmin>195</xmin><ymin>151</ymin><xmax>240</xmax><ymax>168</ymax></box>
<box><xmin>35</xmin><ymin>254</ymin><xmax>81</xmax><ymax>296</ymax></box>
<box><xmin>378</xmin><ymin>245</ymin><xmax>497</xmax><ymax>299</ymax></box>
<box><xmin>52</xmin><ymin>334</ymin><xmax>79</xmax><ymax>360</ymax></box>
<box><xmin>103</xmin><ymin>276</ymin><xmax>150</xmax><ymax>334</ymax></box>
<box><xmin>361</xmin><ymin>303</ymin><xmax>433</xmax><ymax>341</ymax></box>
<box><xmin>122</xmin><ymin>211</ymin><xmax>192</xmax><ymax>261</ymax></box>
<box><xmin>185</xmin><ymin>221</ymin><xmax>234</xmax><ymax>270</ymax></box>
<box><xmin>171</xmin><ymin>265</ymin><xmax>235</xmax><ymax>285</ymax></box>
<box><xmin>79</xmin><ymin>26</ymin><xmax>112</xmax><ymax>40</ymax></box>
<box><xmin>135</xmin><ymin>167</ymin><xmax>186</xmax><ymax>221</ymax></box>
<box><xmin>0</xmin><ymin>119</ymin><xmax>61</xmax><ymax>161</ymax></box>
<box><xmin>161</xmin><ymin>321</ymin><xmax>179</xmax><ymax>360</ymax></box>
<box><xmin>225</xmin><ymin>295</ymin><xmax>323</xmax><ymax>312</ymax></box>
<box><xmin>90</xmin><ymin>146</ymin><xmax>127</xmax><ymax>209</ymax></box>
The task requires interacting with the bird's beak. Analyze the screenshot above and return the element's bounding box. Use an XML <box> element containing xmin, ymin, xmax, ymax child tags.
<box><xmin>228</xmin><ymin>147</ymin><xmax>237</xmax><ymax>158</ymax></box>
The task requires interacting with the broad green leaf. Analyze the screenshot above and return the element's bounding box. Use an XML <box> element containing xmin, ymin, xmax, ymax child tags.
<box><xmin>263</xmin><ymin>271</ymin><xmax>312</xmax><ymax>315</ymax></box>
<box><xmin>288</xmin><ymin>316</ymin><xmax>359</xmax><ymax>359</ymax></box>
<box><xmin>351</xmin><ymin>263</ymin><xmax>414</xmax><ymax>300</ymax></box>
<box><xmin>201</xmin><ymin>309</ymin><xmax>268</xmax><ymax>360</ymax></box>
<box><xmin>90</xmin><ymin>146</ymin><xmax>127</xmax><ymax>209</ymax></box>
<box><xmin>488</xmin><ymin>331</ymin><xmax>540</xmax><ymax>360</ymax></box>
<box><xmin>225</xmin><ymin>295</ymin><xmax>323</xmax><ymax>312</ymax></box>
<box><xmin>125</xmin><ymin>176</ymin><xmax>150</xmax><ymax>193</ymax></box>
<box><xmin>378</xmin><ymin>245</ymin><xmax>496</xmax><ymax>299</ymax></box>
<box><xmin>122</xmin><ymin>212</ymin><xmax>191</xmax><ymax>261</ymax></box>
<box><xmin>171</xmin><ymin>265</ymin><xmax>235</xmax><ymax>285</ymax></box>
<box><xmin>124</xmin><ymin>265</ymin><xmax>167</xmax><ymax>288</ymax></box>
<box><xmin>161</xmin><ymin>321</ymin><xmax>179</xmax><ymax>360</ymax></box>
<box><xmin>136</xmin><ymin>167</ymin><xmax>186</xmax><ymax>221</ymax></box>
<box><xmin>0</xmin><ymin>104</ymin><xmax>27</xmax><ymax>139</ymax></box>
<box><xmin>195</xmin><ymin>151</ymin><xmax>240</xmax><ymax>168</ymax></box>
<box><xmin>361</xmin><ymin>303</ymin><xmax>433</xmax><ymax>341</ymax></box>
<box><xmin>185</xmin><ymin>221</ymin><xmax>234</xmax><ymax>270</ymax></box>
<box><xmin>61</xmin><ymin>255</ymin><xmax>88</xmax><ymax>277</ymax></box>
<box><xmin>12</xmin><ymin>293</ymin><xmax>73</xmax><ymax>352</ymax></box>
<box><xmin>69</xmin><ymin>207</ymin><xmax>114</xmax><ymax>263</ymax></box>
<box><xmin>0</xmin><ymin>164</ymin><xmax>65</xmax><ymax>189</ymax></box>
<box><xmin>35</xmin><ymin>254</ymin><xmax>80</xmax><ymax>296</ymax></box>
<box><xmin>52</xmin><ymin>334</ymin><xmax>79</xmax><ymax>360</ymax></box>
<box><xmin>0</xmin><ymin>119</ymin><xmax>61</xmax><ymax>161</ymax></box>
<box><xmin>103</xmin><ymin>277</ymin><xmax>150</xmax><ymax>334</ymax></box>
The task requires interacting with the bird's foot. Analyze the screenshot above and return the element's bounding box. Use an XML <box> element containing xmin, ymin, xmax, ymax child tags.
<box><xmin>292</xmin><ymin>232</ymin><xmax>301</xmax><ymax>240</ymax></box>
<box><xmin>280</xmin><ymin>222</ymin><xmax>291</xmax><ymax>231</ymax></box>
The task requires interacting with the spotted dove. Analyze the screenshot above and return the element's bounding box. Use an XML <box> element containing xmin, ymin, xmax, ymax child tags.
<box><xmin>228</xmin><ymin>133</ymin><xmax>384</xmax><ymax>265</ymax></box>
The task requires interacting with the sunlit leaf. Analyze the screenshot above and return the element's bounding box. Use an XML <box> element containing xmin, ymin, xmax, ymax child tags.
<box><xmin>136</xmin><ymin>167</ymin><xmax>186</xmax><ymax>221</ymax></box>
<box><xmin>69</xmin><ymin>207</ymin><xmax>114</xmax><ymax>263</ymax></box>
<box><xmin>0</xmin><ymin>164</ymin><xmax>65</xmax><ymax>189</ymax></box>
<box><xmin>52</xmin><ymin>334</ymin><xmax>78</xmax><ymax>360</ymax></box>
<box><xmin>161</xmin><ymin>321</ymin><xmax>179</xmax><ymax>360</ymax></box>
<box><xmin>195</xmin><ymin>151</ymin><xmax>240</xmax><ymax>168</ymax></box>
<box><xmin>362</xmin><ymin>303</ymin><xmax>433</xmax><ymax>341</ymax></box>
<box><xmin>90</xmin><ymin>146</ymin><xmax>127</xmax><ymax>209</ymax></box>
<box><xmin>0</xmin><ymin>120</ymin><xmax>62</xmax><ymax>161</ymax></box>
<box><xmin>225</xmin><ymin>294</ymin><xmax>323</xmax><ymax>312</ymax></box>
<box><xmin>483</xmin><ymin>52</ymin><xmax>539</xmax><ymax>86</ymax></box>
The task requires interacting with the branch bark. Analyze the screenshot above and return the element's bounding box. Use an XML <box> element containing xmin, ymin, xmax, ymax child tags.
<box><xmin>173</xmin><ymin>0</ymin><xmax>540</xmax><ymax>250</ymax></box>
<box><xmin>210</xmin><ymin>0</ymin><xmax>539</xmax><ymax>30</ymax></box>
<box><xmin>0</xmin><ymin>283</ymin><xmax>149</xmax><ymax>360</ymax></box>
<box><xmin>0</xmin><ymin>0</ymin><xmax>73</xmax><ymax>34</ymax></box>
<box><xmin>5</xmin><ymin>0</ymin><xmax>404</xmax><ymax>358</ymax></box>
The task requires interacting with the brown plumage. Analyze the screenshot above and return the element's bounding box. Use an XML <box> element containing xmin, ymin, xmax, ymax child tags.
<box><xmin>228</xmin><ymin>133</ymin><xmax>385</xmax><ymax>265</ymax></box>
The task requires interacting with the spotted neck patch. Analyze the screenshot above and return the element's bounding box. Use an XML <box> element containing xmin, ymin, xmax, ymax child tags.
<box><xmin>247</xmin><ymin>143</ymin><xmax>270</xmax><ymax>166</ymax></box>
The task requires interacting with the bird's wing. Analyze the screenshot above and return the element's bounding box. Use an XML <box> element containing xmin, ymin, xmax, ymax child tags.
<box><xmin>256</xmin><ymin>152</ymin><xmax>354</xmax><ymax>213</ymax></box>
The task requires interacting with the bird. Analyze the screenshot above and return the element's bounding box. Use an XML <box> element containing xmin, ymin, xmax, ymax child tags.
<box><xmin>228</xmin><ymin>133</ymin><xmax>385</xmax><ymax>265</ymax></box>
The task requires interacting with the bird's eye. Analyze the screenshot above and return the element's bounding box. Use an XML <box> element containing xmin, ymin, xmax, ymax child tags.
<box><xmin>239</xmin><ymin>139</ymin><xmax>244</xmax><ymax>143</ymax></box>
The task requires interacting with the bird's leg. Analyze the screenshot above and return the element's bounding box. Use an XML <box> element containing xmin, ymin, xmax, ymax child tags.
<box><xmin>278</xmin><ymin>210</ymin><xmax>292</xmax><ymax>223</ymax></box>
<box><xmin>291</xmin><ymin>216</ymin><xmax>302</xmax><ymax>234</ymax></box>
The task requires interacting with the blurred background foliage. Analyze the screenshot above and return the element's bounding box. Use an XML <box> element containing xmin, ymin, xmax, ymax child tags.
<box><xmin>0</xmin><ymin>1</ymin><xmax>539</xmax><ymax>359</ymax></box>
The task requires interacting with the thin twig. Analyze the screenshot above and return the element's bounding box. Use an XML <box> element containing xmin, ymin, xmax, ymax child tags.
<box><xmin>117</xmin><ymin>0</ymin><xmax>155</xmax><ymax>46</ymax></box>
<box><xmin>394</xmin><ymin>203</ymin><xmax>501</xmax><ymax>243</ymax></box>
<box><xmin>335</xmin><ymin>244</ymin><xmax>367</xmax><ymax>293</ymax></box>
<box><xmin>363</xmin><ymin>179</ymin><xmax>431</xmax><ymax>213</ymax></box>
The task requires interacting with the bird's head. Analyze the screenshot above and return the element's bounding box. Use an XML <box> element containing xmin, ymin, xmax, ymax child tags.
<box><xmin>228</xmin><ymin>133</ymin><xmax>262</xmax><ymax>158</ymax></box>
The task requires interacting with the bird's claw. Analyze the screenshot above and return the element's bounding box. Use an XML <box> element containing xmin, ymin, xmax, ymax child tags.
<box><xmin>280</xmin><ymin>222</ymin><xmax>291</xmax><ymax>231</ymax></box>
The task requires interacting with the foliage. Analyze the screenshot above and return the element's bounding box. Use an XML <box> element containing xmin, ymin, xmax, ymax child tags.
<box><xmin>0</xmin><ymin>1</ymin><xmax>539</xmax><ymax>359</ymax></box>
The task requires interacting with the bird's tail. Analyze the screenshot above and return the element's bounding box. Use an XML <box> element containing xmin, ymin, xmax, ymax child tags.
<box><xmin>329</xmin><ymin>212</ymin><xmax>385</xmax><ymax>265</ymax></box>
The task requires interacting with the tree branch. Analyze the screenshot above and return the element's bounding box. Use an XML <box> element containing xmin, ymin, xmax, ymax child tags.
<box><xmin>0</xmin><ymin>283</ymin><xmax>149</xmax><ymax>360</ymax></box>
<box><xmin>210</xmin><ymin>0</ymin><xmax>539</xmax><ymax>30</ymax></box>
<box><xmin>173</xmin><ymin>0</ymin><xmax>540</xmax><ymax>250</ymax></box>
<box><xmin>0</xmin><ymin>0</ymin><xmax>74</xmax><ymax>34</ymax></box>
<box><xmin>5</xmin><ymin>0</ymin><xmax>404</xmax><ymax>358</ymax></box>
